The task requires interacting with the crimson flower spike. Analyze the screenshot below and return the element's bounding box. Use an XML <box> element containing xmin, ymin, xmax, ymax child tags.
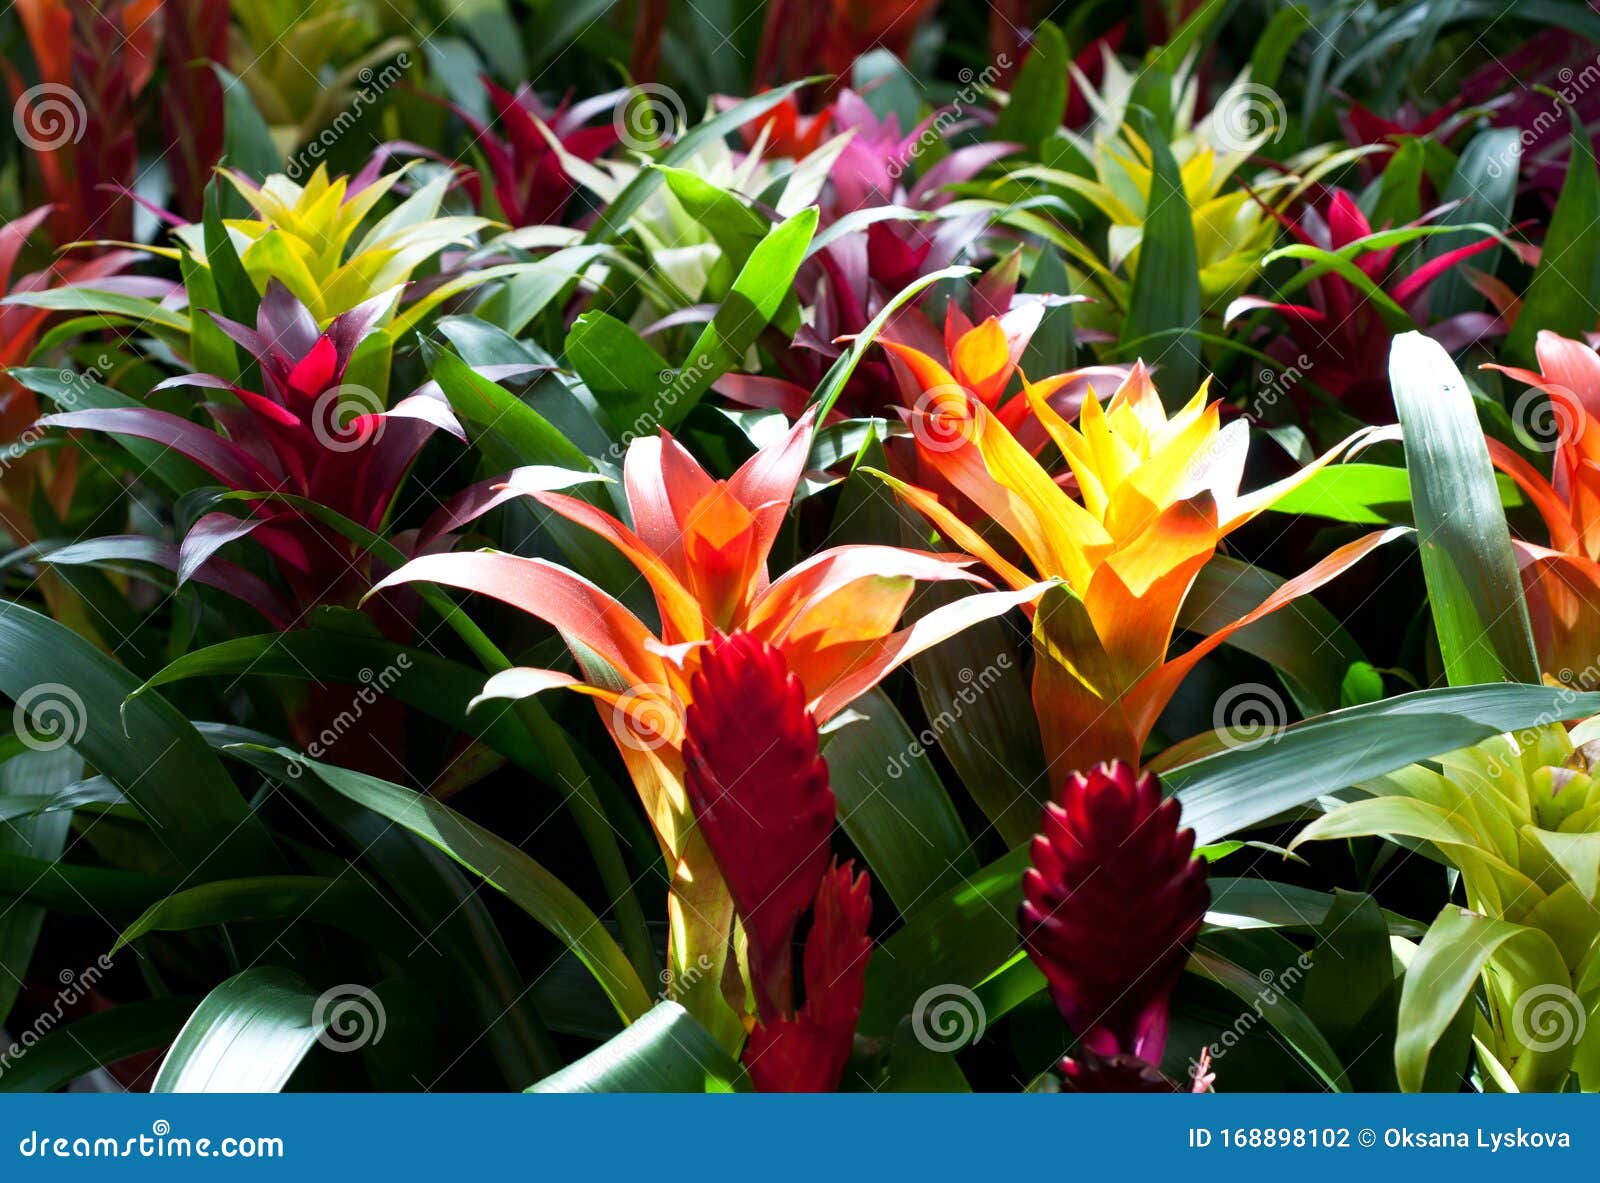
<box><xmin>681</xmin><ymin>632</ymin><xmax>871</xmax><ymax>1091</ymax></box>
<box><xmin>1019</xmin><ymin>761</ymin><xmax>1209</xmax><ymax>1085</ymax></box>
<box><xmin>682</xmin><ymin>631</ymin><xmax>836</xmax><ymax>1024</ymax></box>
<box><xmin>742</xmin><ymin>860</ymin><xmax>873</xmax><ymax>1093</ymax></box>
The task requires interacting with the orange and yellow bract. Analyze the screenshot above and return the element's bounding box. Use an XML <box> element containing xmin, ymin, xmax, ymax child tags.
<box><xmin>878</xmin><ymin>344</ymin><xmax>1389</xmax><ymax>775</ymax></box>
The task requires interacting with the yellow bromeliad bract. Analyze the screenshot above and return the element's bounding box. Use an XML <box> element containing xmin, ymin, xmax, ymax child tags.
<box><xmin>879</xmin><ymin>357</ymin><xmax>1394</xmax><ymax>775</ymax></box>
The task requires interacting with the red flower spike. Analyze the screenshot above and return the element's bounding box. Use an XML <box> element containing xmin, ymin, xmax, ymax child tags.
<box><xmin>1019</xmin><ymin>760</ymin><xmax>1209</xmax><ymax>1064</ymax></box>
<box><xmin>742</xmin><ymin>861</ymin><xmax>872</xmax><ymax>1093</ymax></box>
<box><xmin>682</xmin><ymin>632</ymin><xmax>835</xmax><ymax>1024</ymax></box>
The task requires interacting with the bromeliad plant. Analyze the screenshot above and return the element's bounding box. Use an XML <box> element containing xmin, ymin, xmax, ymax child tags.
<box><xmin>11</xmin><ymin>0</ymin><xmax>1600</xmax><ymax>1100</ymax></box>
<box><xmin>372</xmin><ymin>410</ymin><xmax>1039</xmax><ymax>1045</ymax></box>
<box><xmin>876</xmin><ymin>356</ymin><xmax>1392</xmax><ymax>772</ymax></box>
<box><xmin>1294</xmin><ymin>726</ymin><xmax>1600</xmax><ymax>1091</ymax></box>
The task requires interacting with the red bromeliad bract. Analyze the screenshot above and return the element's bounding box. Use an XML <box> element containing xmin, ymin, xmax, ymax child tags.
<box><xmin>38</xmin><ymin>280</ymin><xmax>464</xmax><ymax>618</ymax></box>
<box><xmin>682</xmin><ymin>630</ymin><xmax>871</xmax><ymax>1092</ymax></box>
<box><xmin>742</xmin><ymin>861</ymin><xmax>872</xmax><ymax>1093</ymax></box>
<box><xmin>683</xmin><ymin>631</ymin><xmax>836</xmax><ymax>1025</ymax></box>
<box><xmin>1020</xmin><ymin>761</ymin><xmax>1208</xmax><ymax>1073</ymax></box>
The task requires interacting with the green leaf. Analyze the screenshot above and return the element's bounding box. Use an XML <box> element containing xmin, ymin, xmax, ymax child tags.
<box><xmin>1506</xmin><ymin>114</ymin><xmax>1600</xmax><ymax>365</ymax></box>
<box><xmin>822</xmin><ymin>688</ymin><xmax>976</xmax><ymax>914</ymax></box>
<box><xmin>1165</xmin><ymin>683</ymin><xmax>1600</xmax><ymax>842</ymax></box>
<box><xmin>114</xmin><ymin>876</ymin><xmax>412</xmax><ymax>959</ymax></box>
<box><xmin>1301</xmin><ymin>890</ymin><xmax>1396</xmax><ymax>1085</ymax></box>
<box><xmin>428</xmin><ymin>348</ymin><xmax>592</xmax><ymax>472</ymax></box>
<box><xmin>857</xmin><ymin>677</ymin><xmax>1593</xmax><ymax>1038</ymax></box>
<box><xmin>584</xmin><ymin>82</ymin><xmax>812</xmax><ymax>242</ymax></box>
<box><xmin>857</xmin><ymin>848</ymin><xmax>1028</xmax><ymax>1037</ymax></box>
<box><xmin>1207</xmin><ymin>877</ymin><xmax>1424</xmax><ymax>938</ymax></box>
<box><xmin>1249</xmin><ymin>5</ymin><xmax>1311</xmax><ymax>89</ymax></box>
<box><xmin>1267</xmin><ymin>461</ymin><xmax>1525</xmax><ymax>524</ymax></box>
<box><xmin>1122</xmin><ymin>109</ymin><xmax>1200</xmax><ymax>396</ymax></box>
<box><xmin>565</xmin><ymin>311</ymin><xmax>673</xmax><ymax>440</ymax></box>
<box><xmin>0</xmin><ymin>997</ymin><xmax>195</xmax><ymax>1093</ymax></box>
<box><xmin>480</xmin><ymin>244</ymin><xmax>611</xmax><ymax>336</ymax></box>
<box><xmin>1426</xmin><ymin>128</ymin><xmax>1519</xmax><ymax>318</ymax></box>
<box><xmin>658</xmin><ymin>166</ymin><xmax>772</xmax><ymax>269</ymax></box>
<box><xmin>214</xmin><ymin>65</ymin><xmax>282</xmax><ymax>184</ymax></box>
<box><xmin>529</xmin><ymin>1002</ymin><xmax>746</xmax><ymax>1093</ymax></box>
<box><xmin>909</xmin><ymin>590</ymin><xmax>1044</xmax><ymax>845</ymax></box>
<box><xmin>179</xmin><ymin>248</ymin><xmax>239</xmax><ymax>378</ymax></box>
<box><xmin>993</xmin><ymin>20</ymin><xmax>1067</xmax><ymax>154</ymax></box>
<box><xmin>810</xmin><ymin>265</ymin><xmax>975</xmax><ymax>422</ymax></box>
<box><xmin>0</xmin><ymin>749</ymin><xmax>77</xmax><ymax>1025</ymax></box>
<box><xmin>153</xmin><ymin>968</ymin><xmax>327</xmax><ymax>1093</ymax></box>
<box><xmin>228</xmin><ymin>746</ymin><xmax>653</xmax><ymax>1024</ymax></box>
<box><xmin>1396</xmin><ymin>906</ymin><xmax>1571</xmax><ymax>1092</ymax></box>
<box><xmin>1180</xmin><ymin>554</ymin><xmax>1365</xmax><ymax>716</ymax></box>
<box><xmin>664</xmin><ymin>207</ymin><xmax>818</xmax><ymax>428</ymax></box>
<box><xmin>2</xmin><ymin>288</ymin><xmax>189</xmax><ymax>333</ymax></box>
<box><xmin>134</xmin><ymin>623</ymin><xmax>658</xmax><ymax>988</ymax></box>
<box><xmin>1022</xmin><ymin>247</ymin><xmax>1076</xmax><ymax>374</ymax></box>
<box><xmin>0</xmin><ymin>601</ymin><xmax>279</xmax><ymax>875</ymax></box>
<box><xmin>1390</xmin><ymin>331</ymin><xmax>1539</xmax><ymax>685</ymax></box>
<box><xmin>1189</xmin><ymin>943</ymin><xmax>1346</xmax><ymax>1091</ymax></box>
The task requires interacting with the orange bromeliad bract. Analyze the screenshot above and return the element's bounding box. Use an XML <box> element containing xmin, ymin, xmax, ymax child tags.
<box><xmin>373</xmin><ymin>408</ymin><xmax>1039</xmax><ymax>1044</ymax></box>
<box><xmin>1484</xmin><ymin>330</ymin><xmax>1600</xmax><ymax>686</ymax></box>
<box><xmin>877</xmin><ymin>352</ymin><xmax>1394</xmax><ymax>774</ymax></box>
